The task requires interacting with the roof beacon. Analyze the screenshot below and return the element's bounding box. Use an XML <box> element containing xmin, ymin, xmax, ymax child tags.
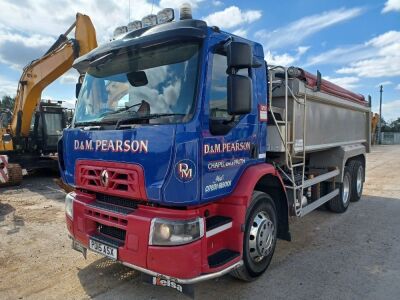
<box><xmin>180</xmin><ymin>3</ymin><xmax>192</xmax><ymax>20</ymax></box>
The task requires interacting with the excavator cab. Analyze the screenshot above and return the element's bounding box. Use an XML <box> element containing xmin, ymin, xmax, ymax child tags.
<box><xmin>0</xmin><ymin>109</ymin><xmax>11</xmax><ymax>128</ymax></box>
<box><xmin>30</xmin><ymin>102</ymin><xmax>66</xmax><ymax>153</ymax></box>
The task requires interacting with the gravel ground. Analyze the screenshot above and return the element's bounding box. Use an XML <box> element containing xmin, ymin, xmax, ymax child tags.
<box><xmin>1</xmin><ymin>145</ymin><xmax>399</xmax><ymax>300</ymax></box>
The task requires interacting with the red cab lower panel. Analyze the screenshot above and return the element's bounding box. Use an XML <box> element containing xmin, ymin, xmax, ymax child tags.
<box><xmin>66</xmin><ymin>191</ymin><xmax>247</xmax><ymax>279</ymax></box>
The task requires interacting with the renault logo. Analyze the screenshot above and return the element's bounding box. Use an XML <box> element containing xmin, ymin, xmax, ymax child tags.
<box><xmin>100</xmin><ymin>169</ymin><xmax>109</xmax><ymax>187</ymax></box>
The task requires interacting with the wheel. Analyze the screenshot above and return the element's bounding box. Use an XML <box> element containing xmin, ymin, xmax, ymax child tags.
<box><xmin>348</xmin><ymin>160</ymin><xmax>364</xmax><ymax>202</ymax></box>
<box><xmin>0</xmin><ymin>163</ymin><xmax>22</xmax><ymax>187</ymax></box>
<box><xmin>231</xmin><ymin>191</ymin><xmax>277</xmax><ymax>281</ymax></box>
<box><xmin>328</xmin><ymin>167</ymin><xmax>352</xmax><ymax>213</ymax></box>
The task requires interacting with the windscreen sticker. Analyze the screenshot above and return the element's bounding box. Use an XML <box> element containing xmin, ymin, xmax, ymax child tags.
<box><xmin>259</xmin><ymin>104</ymin><xmax>268</xmax><ymax>122</ymax></box>
<box><xmin>73</xmin><ymin>139</ymin><xmax>148</xmax><ymax>153</ymax></box>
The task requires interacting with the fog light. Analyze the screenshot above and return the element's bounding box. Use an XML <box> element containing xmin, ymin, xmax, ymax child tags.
<box><xmin>65</xmin><ymin>192</ymin><xmax>76</xmax><ymax>219</ymax></box>
<box><xmin>149</xmin><ymin>218</ymin><xmax>204</xmax><ymax>246</ymax></box>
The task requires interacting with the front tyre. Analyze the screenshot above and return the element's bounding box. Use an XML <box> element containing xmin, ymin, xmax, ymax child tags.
<box><xmin>231</xmin><ymin>191</ymin><xmax>277</xmax><ymax>281</ymax></box>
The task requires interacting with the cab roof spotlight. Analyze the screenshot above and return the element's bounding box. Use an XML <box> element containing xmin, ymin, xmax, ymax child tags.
<box><xmin>113</xmin><ymin>26</ymin><xmax>128</xmax><ymax>38</ymax></box>
<box><xmin>157</xmin><ymin>8</ymin><xmax>175</xmax><ymax>24</ymax></box>
<box><xmin>142</xmin><ymin>14</ymin><xmax>157</xmax><ymax>28</ymax></box>
<box><xmin>127</xmin><ymin>20</ymin><xmax>142</xmax><ymax>31</ymax></box>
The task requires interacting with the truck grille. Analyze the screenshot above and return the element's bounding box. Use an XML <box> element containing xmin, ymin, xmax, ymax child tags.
<box><xmin>98</xmin><ymin>223</ymin><xmax>126</xmax><ymax>242</ymax></box>
<box><xmin>75</xmin><ymin>160</ymin><xmax>147</xmax><ymax>200</ymax></box>
<box><xmin>97</xmin><ymin>193</ymin><xmax>137</xmax><ymax>210</ymax></box>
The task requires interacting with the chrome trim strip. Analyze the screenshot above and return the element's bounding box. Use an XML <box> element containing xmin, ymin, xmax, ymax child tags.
<box><xmin>122</xmin><ymin>260</ymin><xmax>244</xmax><ymax>284</ymax></box>
<box><xmin>206</xmin><ymin>221</ymin><xmax>233</xmax><ymax>238</ymax></box>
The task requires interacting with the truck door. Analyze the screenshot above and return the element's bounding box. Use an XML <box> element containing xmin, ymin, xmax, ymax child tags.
<box><xmin>201</xmin><ymin>42</ymin><xmax>261</xmax><ymax>201</ymax></box>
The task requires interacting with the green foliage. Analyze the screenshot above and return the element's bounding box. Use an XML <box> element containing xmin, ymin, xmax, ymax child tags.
<box><xmin>1</xmin><ymin>95</ymin><xmax>15</xmax><ymax>110</ymax></box>
<box><xmin>381</xmin><ymin>117</ymin><xmax>400</xmax><ymax>132</ymax></box>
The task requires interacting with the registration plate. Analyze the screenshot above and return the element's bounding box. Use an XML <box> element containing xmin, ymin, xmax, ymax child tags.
<box><xmin>89</xmin><ymin>239</ymin><xmax>118</xmax><ymax>260</ymax></box>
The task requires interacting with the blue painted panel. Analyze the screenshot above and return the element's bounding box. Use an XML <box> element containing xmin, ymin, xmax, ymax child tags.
<box><xmin>61</xmin><ymin>26</ymin><xmax>269</xmax><ymax>207</ymax></box>
<box><xmin>62</xmin><ymin>125</ymin><xmax>175</xmax><ymax>202</ymax></box>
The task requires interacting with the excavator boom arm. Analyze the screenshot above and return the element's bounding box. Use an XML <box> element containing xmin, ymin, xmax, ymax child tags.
<box><xmin>10</xmin><ymin>13</ymin><xmax>97</xmax><ymax>137</ymax></box>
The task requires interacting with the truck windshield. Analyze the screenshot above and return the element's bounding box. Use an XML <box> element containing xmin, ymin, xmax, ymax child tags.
<box><xmin>74</xmin><ymin>41</ymin><xmax>200</xmax><ymax>126</ymax></box>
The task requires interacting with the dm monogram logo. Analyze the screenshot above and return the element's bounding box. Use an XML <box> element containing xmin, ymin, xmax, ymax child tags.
<box><xmin>175</xmin><ymin>159</ymin><xmax>196</xmax><ymax>182</ymax></box>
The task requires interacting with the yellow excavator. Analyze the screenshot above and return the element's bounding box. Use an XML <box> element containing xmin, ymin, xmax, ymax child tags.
<box><xmin>0</xmin><ymin>13</ymin><xmax>97</xmax><ymax>186</ymax></box>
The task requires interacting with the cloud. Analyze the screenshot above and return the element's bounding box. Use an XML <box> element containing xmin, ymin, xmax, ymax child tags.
<box><xmin>336</xmin><ymin>31</ymin><xmax>400</xmax><ymax>78</ymax></box>
<box><xmin>159</xmin><ymin>0</ymin><xmax>203</xmax><ymax>9</ymax></box>
<box><xmin>395</xmin><ymin>84</ymin><xmax>400</xmax><ymax>90</ymax></box>
<box><xmin>232</xmin><ymin>28</ymin><xmax>248</xmax><ymax>38</ymax></box>
<box><xmin>266</xmin><ymin>46</ymin><xmax>310</xmax><ymax>66</ymax></box>
<box><xmin>255</xmin><ymin>7</ymin><xmax>363</xmax><ymax>50</ymax></box>
<box><xmin>305</xmin><ymin>30</ymin><xmax>400</xmax><ymax>78</ymax></box>
<box><xmin>0</xmin><ymin>0</ymin><xmax>161</xmax><ymax>42</ymax></box>
<box><xmin>0</xmin><ymin>27</ymin><xmax>55</xmax><ymax>69</ymax></box>
<box><xmin>0</xmin><ymin>0</ymin><xmax>167</xmax><ymax>73</ymax></box>
<box><xmin>375</xmin><ymin>81</ymin><xmax>393</xmax><ymax>87</ymax></box>
<box><xmin>0</xmin><ymin>76</ymin><xmax>17</xmax><ymax>98</ymax></box>
<box><xmin>373</xmin><ymin>99</ymin><xmax>400</xmax><ymax>122</ymax></box>
<box><xmin>304</xmin><ymin>44</ymin><xmax>373</xmax><ymax>67</ymax></box>
<box><xmin>203</xmin><ymin>6</ymin><xmax>262</xmax><ymax>29</ymax></box>
<box><xmin>212</xmin><ymin>0</ymin><xmax>223</xmax><ymax>7</ymax></box>
<box><xmin>382</xmin><ymin>0</ymin><xmax>400</xmax><ymax>13</ymax></box>
<box><xmin>60</xmin><ymin>69</ymin><xmax>80</xmax><ymax>85</ymax></box>
<box><xmin>323</xmin><ymin>76</ymin><xmax>360</xmax><ymax>90</ymax></box>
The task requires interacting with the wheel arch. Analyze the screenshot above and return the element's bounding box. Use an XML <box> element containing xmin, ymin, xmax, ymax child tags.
<box><xmin>232</xmin><ymin>163</ymin><xmax>291</xmax><ymax>241</ymax></box>
<box><xmin>345</xmin><ymin>153</ymin><xmax>365</xmax><ymax>169</ymax></box>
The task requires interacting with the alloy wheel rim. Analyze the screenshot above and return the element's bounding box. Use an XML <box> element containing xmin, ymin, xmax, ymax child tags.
<box><xmin>248</xmin><ymin>211</ymin><xmax>275</xmax><ymax>263</ymax></box>
<box><xmin>342</xmin><ymin>174</ymin><xmax>350</xmax><ymax>205</ymax></box>
<box><xmin>356</xmin><ymin>167</ymin><xmax>363</xmax><ymax>195</ymax></box>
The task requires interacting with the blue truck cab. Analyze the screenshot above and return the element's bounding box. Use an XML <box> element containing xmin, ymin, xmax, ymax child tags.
<box><xmin>60</xmin><ymin>13</ymin><xmax>289</xmax><ymax>291</ymax></box>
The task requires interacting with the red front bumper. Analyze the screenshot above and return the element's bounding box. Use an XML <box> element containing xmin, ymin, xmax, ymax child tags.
<box><xmin>66</xmin><ymin>192</ymin><xmax>245</xmax><ymax>280</ymax></box>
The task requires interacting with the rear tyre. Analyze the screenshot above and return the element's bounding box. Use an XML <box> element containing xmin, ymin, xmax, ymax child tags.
<box><xmin>348</xmin><ymin>160</ymin><xmax>364</xmax><ymax>202</ymax></box>
<box><xmin>231</xmin><ymin>191</ymin><xmax>277</xmax><ymax>281</ymax></box>
<box><xmin>328</xmin><ymin>167</ymin><xmax>352</xmax><ymax>213</ymax></box>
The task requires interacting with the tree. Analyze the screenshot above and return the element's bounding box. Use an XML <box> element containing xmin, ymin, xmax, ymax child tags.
<box><xmin>389</xmin><ymin>118</ymin><xmax>400</xmax><ymax>132</ymax></box>
<box><xmin>0</xmin><ymin>95</ymin><xmax>15</xmax><ymax>110</ymax></box>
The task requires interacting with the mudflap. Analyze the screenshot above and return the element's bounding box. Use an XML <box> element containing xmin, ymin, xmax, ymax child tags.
<box><xmin>72</xmin><ymin>239</ymin><xmax>87</xmax><ymax>259</ymax></box>
<box><xmin>142</xmin><ymin>273</ymin><xmax>195</xmax><ymax>299</ymax></box>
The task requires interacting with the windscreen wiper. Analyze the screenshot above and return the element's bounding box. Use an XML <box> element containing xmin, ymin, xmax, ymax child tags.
<box><xmin>116</xmin><ymin>113</ymin><xmax>185</xmax><ymax>129</ymax></box>
<box><xmin>100</xmin><ymin>102</ymin><xmax>144</xmax><ymax>117</ymax></box>
<box><xmin>74</xmin><ymin>120</ymin><xmax>116</xmax><ymax>128</ymax></box>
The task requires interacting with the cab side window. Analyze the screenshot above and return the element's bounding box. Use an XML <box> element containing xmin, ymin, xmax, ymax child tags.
<box><xmin>209</xmin><ymin>53</ymin><xmax>240</xmax><ymax>135</ymax></box>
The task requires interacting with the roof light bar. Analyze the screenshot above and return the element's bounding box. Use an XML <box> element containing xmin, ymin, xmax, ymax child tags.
<box><xmin>113</xmin><ymin>26</ymin><xmax>128</xmax><ymax>38</ymax></box>
<box><xmin>142</xmin><ymin>14</ymin><xmax>157</xmax><ymax>28</ymax></box>
<box><xmin>128</xmin><ymin>20</ymin><xmax>142</xmax><ymax>31</ymax></box>
<box><xmin>157</xmin><ymin>8</ymin><xmax>174</xmax><ymax>24</ymax></box>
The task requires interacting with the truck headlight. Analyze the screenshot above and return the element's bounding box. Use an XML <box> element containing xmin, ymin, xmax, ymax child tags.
<box><xmin>149</xmin><ymin>218</ymin><xmax>204</xmax><ymax>246</ymax></box>
<box><xmin>65</xmin><ymin>192</ymin><xmax>76</xmax><ymax>219</ymax></box>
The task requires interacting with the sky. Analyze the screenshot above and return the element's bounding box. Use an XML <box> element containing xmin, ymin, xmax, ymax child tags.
<box><xmin>0</xmin><ymin>0</ymin><xmax>399</xmax><ymax>121</ymax></box>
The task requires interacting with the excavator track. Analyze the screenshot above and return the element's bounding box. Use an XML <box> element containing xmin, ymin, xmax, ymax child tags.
<box><xmin>0</xmin><ymin>163</ymin><xmax>23</xmax><ymax>187</ymax></box>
